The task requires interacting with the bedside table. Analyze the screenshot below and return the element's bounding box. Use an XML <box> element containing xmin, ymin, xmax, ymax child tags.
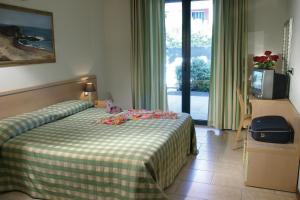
<box><xmin>94</xmin><ymin>100</ymin><xmax>107</xmax><ymax>108</ymax></box>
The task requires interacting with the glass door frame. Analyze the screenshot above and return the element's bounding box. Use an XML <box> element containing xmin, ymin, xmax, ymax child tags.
<box><xmin>166</xmin><ymin>0</ymin><xmax>208</xmax><ymax>125</ymax></box>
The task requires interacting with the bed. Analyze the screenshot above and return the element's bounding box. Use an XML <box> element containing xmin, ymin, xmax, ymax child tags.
<box><xmin>0</xmin><ymin>100</ymin><xmax>197</xmax><ymax>200</ymax></box>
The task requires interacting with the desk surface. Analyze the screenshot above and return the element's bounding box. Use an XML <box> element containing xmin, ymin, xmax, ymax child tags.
<box><xmin>248</xmin><ymin>95</ymin><xmax>290</xmax><ymax>103</ymax></box>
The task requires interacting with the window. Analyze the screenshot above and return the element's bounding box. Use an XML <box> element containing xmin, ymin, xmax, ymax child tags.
<box><xmin>191</xmin><ymin>11</ymin><xmax>205</xmax><ymax>20</ymax></box>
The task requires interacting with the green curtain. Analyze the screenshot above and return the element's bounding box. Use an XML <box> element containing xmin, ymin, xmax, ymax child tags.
<box><xmin>130</xmin><ymin>0</ymin><xmax>167</xmax><ymax>110</ymax></box>
<box><xmin>208</xmin><ymin>0</ymin><xmax>248</xmax><ymax>130</ymax></box>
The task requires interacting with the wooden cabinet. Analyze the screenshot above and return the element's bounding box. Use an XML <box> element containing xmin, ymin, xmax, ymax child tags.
<box><xmin>243</xmin><ymin>97</ymin><xmax>300</xmax><ymax>192</ymax></box>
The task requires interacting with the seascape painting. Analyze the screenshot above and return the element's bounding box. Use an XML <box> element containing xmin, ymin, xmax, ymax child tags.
<box><xmin>0</xmin><ymin>4</ymin><xmax>55</xmax><ymax>66</ymax></box>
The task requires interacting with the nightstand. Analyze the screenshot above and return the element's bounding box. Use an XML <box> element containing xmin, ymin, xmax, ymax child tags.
<box><xmin>94</xmin><ymin>100</ymin><xmax>107</xmax><ymax>108</ymax></box>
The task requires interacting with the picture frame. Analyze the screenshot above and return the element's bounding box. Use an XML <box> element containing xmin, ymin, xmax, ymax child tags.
<box><xmin>282</xmin><ymin>18</ymin><xmax>293</xmax><ymax>73</ymax></box>
<box><xmin>0</xmin><ymin>3</ymin><xmax>56</xmax><ymax>67</ymax></box>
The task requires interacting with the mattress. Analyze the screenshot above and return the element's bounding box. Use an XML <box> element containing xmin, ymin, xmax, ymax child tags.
<box><xmin>0</xmin><ymin>100</ymin><xmax>197</xmax><ymax>200</ymax></box>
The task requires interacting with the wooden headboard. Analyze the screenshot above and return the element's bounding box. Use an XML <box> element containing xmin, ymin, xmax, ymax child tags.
<box><xmin>0</xmin><ymin>75</ymin><xmax>97</xmax><ymax>120</ymax></box>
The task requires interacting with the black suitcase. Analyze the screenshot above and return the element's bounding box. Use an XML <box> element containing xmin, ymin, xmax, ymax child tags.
<box><xmin>249</xmin><ymin>116</ymin><xmax>294</xmax><ymax>144</ymax></box>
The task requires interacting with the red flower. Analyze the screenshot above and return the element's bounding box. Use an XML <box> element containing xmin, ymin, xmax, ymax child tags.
<box><xmin>253</xmin><ymin>56</ymin><xmax>260</xmax><ymax>62</ymax></box>
<box><xmin>253</xmin><ymin>50</ymin><xmax>279</xmax><ymax>69</ymax></box>
<box><xmin>265</xmin><ymin>51</ymin><xmax>272</xmax><ymax>56</ymax></box>
<box><xmin>271</xmin><ymin>55</ymin><xmax>279</xmax><ymax>61</ymax></box>
<box><xmin>260</xmin><ymin>56</ymin><xmax>268</xmax><ymax>62</ymax></box>
<box><xmin>254</xmin><ymin>56</ymin><xmax>267</xmax><ymax>63</ymax></box>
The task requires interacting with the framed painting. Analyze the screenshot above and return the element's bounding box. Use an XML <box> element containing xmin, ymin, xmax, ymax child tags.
<box><xmin>0</xmin><ymin>3</ymin><xmax>56</xmax><ymax>67</ymax></box>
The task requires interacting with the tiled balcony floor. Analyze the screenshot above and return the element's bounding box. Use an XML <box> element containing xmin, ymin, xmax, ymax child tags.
<box><xmin>168</xmin><ymin>91</ymin><xmax>209</xmax><ymax>120</ymax></box>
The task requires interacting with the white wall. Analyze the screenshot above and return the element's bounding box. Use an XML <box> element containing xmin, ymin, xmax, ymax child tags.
<box><xmin>102</xmin><ymin>0</ymin><xmax>132</xmax><ymax>109</ymax></box>
<box><xmin>0</xmin><ymin>0</ymin><xmax>106</xmax><ymax>97</ymax></box>
<box><xmin>288</xmin><ymin>0</ymin><xmax>300</xmax><ymax>113</ymax></box>
<box><xmin>248</xmin><ymin>0</ymin><xmax>289</xmax><ymax>56</ymax></box>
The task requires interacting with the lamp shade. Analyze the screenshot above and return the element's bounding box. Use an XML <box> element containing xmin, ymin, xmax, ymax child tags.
<box><xmin>84</xmin><ymin>82</ymin><xmax>96</xmax><ymax>92</ymax></box>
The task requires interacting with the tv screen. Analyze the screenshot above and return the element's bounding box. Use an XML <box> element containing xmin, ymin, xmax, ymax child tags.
<box><xmin>252</xmin><ymin>70</ymin><xmax>263</xmax><ymax>90</ymax></box>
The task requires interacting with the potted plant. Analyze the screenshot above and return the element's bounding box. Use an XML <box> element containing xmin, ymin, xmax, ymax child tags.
<box><xmin>253</xmin><ymin>51</ymin><xmax>279</xmax><ymax>69</ymax></box>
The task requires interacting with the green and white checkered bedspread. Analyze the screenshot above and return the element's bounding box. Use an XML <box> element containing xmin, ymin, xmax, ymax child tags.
<box><xmin>0</xmin><ymin>101</ymin><xmax>197</xmax><ymax>200</ymax></box>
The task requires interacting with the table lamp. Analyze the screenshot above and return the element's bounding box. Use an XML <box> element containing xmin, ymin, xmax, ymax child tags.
<box><xmin>84</xmin><ymin>82</ymin><xmax>96</xmax><ymax>103</ymax></box>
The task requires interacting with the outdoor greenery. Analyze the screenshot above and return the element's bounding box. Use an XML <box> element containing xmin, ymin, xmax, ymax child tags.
<box><xmin>166</xmin><ymin>32</ymin><xmax>212</xmax><ymax>49</ymax></box>
<box><xmin>166</xmin><ymin>31</ymin><xmax>212</xmax><ymax>92</ymax></box>
<box><xmin>176</xmin><ymin>57</ymin><xmax>211</xmax><ymax>92</ymax></box>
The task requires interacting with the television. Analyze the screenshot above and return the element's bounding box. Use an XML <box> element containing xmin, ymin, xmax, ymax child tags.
<box><xmin>251</xmin><ymin>69</ymin><xmax>289</xmax><ymax>99</ymax></box>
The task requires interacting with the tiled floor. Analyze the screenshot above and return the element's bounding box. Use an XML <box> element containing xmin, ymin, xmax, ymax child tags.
<box><xmin>166</xmin><ymin>127</ymin><xmax>298</xmax><ymax>200</ymax></box>
<box><xmin>0</xmin><ymin>127</ymin><xmax>298</xmax><ymax>200</ymax></box>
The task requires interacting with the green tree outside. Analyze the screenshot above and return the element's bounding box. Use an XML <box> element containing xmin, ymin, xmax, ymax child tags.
<box><xmin>176</xmin><ymin>57</ymin><xmax>211</xmax><ymax>92</ymax></box>
<box><xmin>167</xmin><ymin>31</ymin><xmax>211</xmax><ymax>92</ymax></box>
<box><xmin>166</xmin><ymin>32</ymin><xmax>212</xmax><ymax>49</ymax></box>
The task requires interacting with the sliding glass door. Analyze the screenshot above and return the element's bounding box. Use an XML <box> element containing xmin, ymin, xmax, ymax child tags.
<box><xmin>165</xmin><ymin>0</ymin><xmax>212</xmax><ymax>124</ymax></box>
<box><xmin>165</xmin><ymin>1</ymin><xmax>183</xmax><ymax>115</ymax></box>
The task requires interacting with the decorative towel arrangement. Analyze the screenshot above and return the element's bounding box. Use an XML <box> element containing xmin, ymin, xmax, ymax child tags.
<box><xmin>127</xmin><ymin>109</ymin><xmax>177</xmax><ymax>120</ymax></box>
<box><xmin>106</xmin><ymin>100</ymin><xmax>123</xmax><ymax>114</ymax></box>
<box><xmin>97</xmin><ymin>114</ymin><xmax>128</xmax><ymax>125</ymax></box>
<box><xmin>98</xmin><ymin>109</ymin><xmax>178</xmax><ymax>125</ymax></box>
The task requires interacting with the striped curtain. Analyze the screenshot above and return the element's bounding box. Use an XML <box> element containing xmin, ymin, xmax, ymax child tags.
<box><xmin>130</xmin><ymin>0</ymin><xmax>167</xmax><ymax>110</ymax></box>
<box><xmin>208</xmin><ymin>0</ymin><xmax>248</xmax><ymax>130</ymax></box>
